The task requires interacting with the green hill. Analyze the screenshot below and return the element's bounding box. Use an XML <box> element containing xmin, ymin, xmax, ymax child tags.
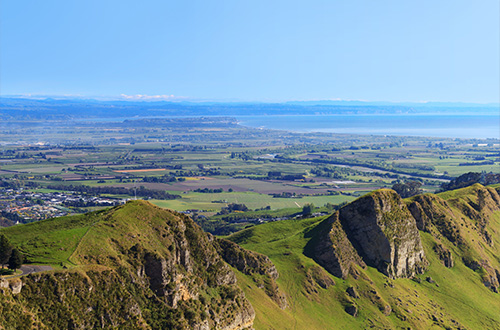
<box><xmin>228</xmin><ymin>183</ymin><xmax>500</xmax><ymax>329</ymax></box>
<box><xmin>0</xmin><ymin>201</ymin><xmax>268</xmax><ymax>329</ymax></box>
<box><xmin>1</xmin><ymin>184</ymin><xmax>499</xmax><ymax>329</ymax></box>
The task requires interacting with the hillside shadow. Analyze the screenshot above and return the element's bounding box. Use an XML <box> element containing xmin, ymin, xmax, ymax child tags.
<box><xmin>302</xmin><ymin>214</ymin><xmax>334</xmax><ymax>260</ymax></box>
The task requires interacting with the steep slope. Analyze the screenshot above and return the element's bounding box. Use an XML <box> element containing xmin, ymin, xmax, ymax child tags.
<box><xmin>408</xmin><ymin>183</ymin><xmax>500</xmax><ymax>292</ymax></box>
<box><xmin>339</xmin><ymin>189</ymin><xmax>427</xmax><ymax>278</ymax></box>
<box><xmin>0</xmin><ymin>201</ymin><xmax>283</xmax><ymax>329</ymax></box>
<box><xmin>2</xmin><ymin>184</ymin><xmax>500</xmax><ymax>329</ymax></box>
<box><xmin>229</xmin><ymin>184</ymin><xmax>500</xmax><ymax>329</ymax></box>
<box><xmin>313</xmin><ymin>189</ymin><xmax>427</xmax><ymax>279</ymax></box>
<box><xmin>313</xmin><ymin>211</ymin><xmax>366</xmax><ymax>279</ymax></box>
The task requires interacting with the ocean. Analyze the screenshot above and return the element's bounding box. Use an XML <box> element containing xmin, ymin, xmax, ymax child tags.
<box><xmin>235</xmin><ymin>114</ymin><xmax>499</xmax><ymax>139</ymax></box>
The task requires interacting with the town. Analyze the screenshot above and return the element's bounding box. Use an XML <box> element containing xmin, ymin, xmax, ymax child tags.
<box><xmin>0</xmin><ymin>188</ymin><xmax>124</xmax><ymax>225</ymax></box>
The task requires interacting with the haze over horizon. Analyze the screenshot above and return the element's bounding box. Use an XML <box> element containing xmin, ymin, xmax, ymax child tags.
<box><xmin>1</xmin><ymin>0</ymin><xmax>499</xmax><ymax>104</ymax></box>
<box><xmin>2</xmin><ymin>94</ymin><xmax>500</xmax><ymax>106</ymax></box>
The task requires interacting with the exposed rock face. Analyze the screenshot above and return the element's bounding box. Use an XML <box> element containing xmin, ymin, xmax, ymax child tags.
<box><xmin>407</xmin><ymin>184</ymin><xmax>500</xmax><ymax>292</ymax></box>
<box><xmin>346</xmin><ymin>286</ymin><xmax>359</xmax><ymax>299</ymax></box>
<box><xmin>0</xmin><ymin>201</ymin><xmax>257</xmax><ymax>330</ymax></box>
<box><xmin>450</xmin><ymin>185</ymin><xmax>500</xmax><ymax>245</ymax></box>
<box><xmin>308</xmin><ymin>266</ymin><xmax>335</xmax><ymax>289</ymax></box>
<box><xmin>303</xmin><ymin>265</ymin><xmax>336</xmax><ymax>299</ymax></box>
<box><xmin>408</xmin><ymin>195</ymin><xmax>464</xmax><ymax>245</ymax></box>
<box><xmin>338</xmin><ymin>190</ymin><xmax>427</xmax><ymax>278</ymax></box>
<box><xmin>345</xmin><ymin>304</ymin><xmax>358</xmax><ymax>317</ymax></box>
<box><xmin>219</xmin><ymin>306</ymin><xmax>256</xmax><ymax>330</ymax></box>
<box><xmin>462</xmin><ymin>256</ymin><xmax>500</xmax><ymax>293</ymax></box>
<box><xmin>9</xmin><ymin>279</ymin><xmax>22</xmax><ymax>294</ymax></box>
<box><xmin>0</xmin><ymin>278</ymin><xmax>22</xmax><ymax>295</ymax></box>
<box><xmin>314</xmin><ymin>213</ymin><xmax>365</xmax><ymax>279</ymax></box>
<box><xmin>496</xmin><ymin>270</ymin><xmax>500</xmax><ymax>291</ymax></box>
<box><xmin>314</xmin><ymin>189</ymin><xmax>427</xmax><ymax>279</ymax></box>
<box><xmin>407</xmin><ymin>200</ymin><xmax>429</xmax><ymax>232</ymax></box>
<box><xmin>480</xmin><ymin>261</ymin><xmax>500</xmax><ymax>293</ymax></box>
<box><xmin>215</xmin><ymin>237</ymin><xmax>287</xmax><ymax>309</ymax></box>
<box><xmin>215</xmin><ymin>237</ymin><xmax>278</xmax><ymax>280</ymax></box>
<box><xmin>410</xmin><ymin>185</ymin><xmax>500</xmax><ymax>247</ymax></box>
<box><xmin>476</xmin><ymin>185</ymin><xmax>500</xmax><ymax>214</ymax></box>
<box><xmin>433</xmin><ymin>244</ymin><xmax>454</xmax><ymax>268</ymax></box>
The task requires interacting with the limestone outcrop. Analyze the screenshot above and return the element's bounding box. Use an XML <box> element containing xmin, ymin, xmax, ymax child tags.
<box><xmin>314</xmin><ymin>213</ymin><xmax>365</xmax><ymax>279</ymax></box>
<box><xmin>338</xmin><ymin>189</ymin><xmax>427</xmax><ymax>278</ymax></box>
<box><xmin>0</xmin><ymin>201</ymin><xmax>257</xmax><ymax>330</ymax></box>
<box><xmin>215</xmin><ymin>237</ymin><xmax>287</xmax><ymax>309</ymax></box>
<box><xmin>315</xmin><ymin>189</ymin><xmax>427</xmax><ymax>279</ymax></box>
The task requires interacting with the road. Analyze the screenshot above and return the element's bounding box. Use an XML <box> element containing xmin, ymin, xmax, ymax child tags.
<box><xmin>19</xmin><ymin>264</ymin><xmax>53</xmax><ymax>276</ymax></box>
<box><xmin>2</xmin><ymin>265</ymin><xmax>53</xmax><ymax>278</ymax></box>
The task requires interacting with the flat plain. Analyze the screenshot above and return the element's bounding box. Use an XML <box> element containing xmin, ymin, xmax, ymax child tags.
<box><xmin>1</xmin><ymin>115</ymin><xmax>498</xmax><ymax>232</ymax></box>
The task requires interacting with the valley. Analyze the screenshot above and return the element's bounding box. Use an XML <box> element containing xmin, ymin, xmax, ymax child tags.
<box><xmin>3</xmin><ymin>1</ymin><xmax>499</xmax><ymax>328</ymax></box>
<box><xmin>1</xmin><ymin>115</ymin><xmax>498</xmax><ymax>234</ymax></box>
<box><xmin>0</xmin><ymin>104</ymin><xmax>499</xmax><ymax>329</ymax></box>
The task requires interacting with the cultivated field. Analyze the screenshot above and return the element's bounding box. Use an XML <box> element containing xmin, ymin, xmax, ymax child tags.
<box><xmin>1</xmin><ymin>117</ymin><xmax>498</xmax><ymax>233</ymax></box>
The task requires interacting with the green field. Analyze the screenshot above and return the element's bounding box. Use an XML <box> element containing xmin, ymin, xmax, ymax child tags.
<box><xmin>1</xmin><ymin>117</ymin><xmax>498</xmax><ymax>233</ymax></box>
<box><xmin>150</xmin><ymin>191</ymin><xmax>356</xmax><ymax>212</ymax></box>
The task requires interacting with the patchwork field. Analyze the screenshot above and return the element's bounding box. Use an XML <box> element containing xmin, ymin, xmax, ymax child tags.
<box><xmin>1</xmin><ymin>117</ymin><xmax>498</xmax><ymax>234</ymax></box>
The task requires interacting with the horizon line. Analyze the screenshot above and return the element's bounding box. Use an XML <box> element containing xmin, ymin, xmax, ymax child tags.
<box><xmin>1</xmin><ymin>94</ymin><xmax>499</xmax><ymax>106</ymax></box>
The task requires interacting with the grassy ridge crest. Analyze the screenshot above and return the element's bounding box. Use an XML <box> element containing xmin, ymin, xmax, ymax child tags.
<box><xmin>1</xmin><ymin>185</ymin><xmax>500</xmax><ymax>329</ymax></box>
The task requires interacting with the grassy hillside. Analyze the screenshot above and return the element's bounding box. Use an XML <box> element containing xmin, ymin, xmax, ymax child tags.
<box><xmin>1</xmin><ymin>201</ymin><xmax>201</xmax><ymax>267</ymax></box>
<box><xmin>0</xmin><ymin>201</ymin><xmax>257</xmax><ymax>329</ymax></box>
<box><xmin>1</xmin><ymin>211</ymin><xmax>99</xmax><ymax>266</ymax></box>
<box><xmin>1</xmin><ymin>184</ymin><xmax>499</xmax><ymax>329</ymax></box>
<box><xmin>227</xmin><ymin>184</ymin><xmax>500</xmax><ymax>329</ymax></box>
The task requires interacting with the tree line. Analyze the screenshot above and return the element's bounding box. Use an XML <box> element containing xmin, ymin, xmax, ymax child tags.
<box><xmin>0</xmin><ymin>234</ymin><xmax>23</xmax><ymax>271</ymax></box>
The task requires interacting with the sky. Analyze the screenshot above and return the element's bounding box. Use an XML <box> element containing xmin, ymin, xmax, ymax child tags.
<box><xmin>1</xmin><ymin>0</ymin><xmax>499</xmax><ymax>103</ymax></box>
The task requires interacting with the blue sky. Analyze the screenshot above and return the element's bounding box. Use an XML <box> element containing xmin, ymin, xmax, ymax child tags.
<box><xmin>1</xmin><ymin>0</ymin><xmax>499</xmax><ymax>102</ymax></box>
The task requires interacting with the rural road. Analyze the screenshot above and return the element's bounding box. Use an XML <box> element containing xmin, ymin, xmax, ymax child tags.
<box><xmin>2</xmin><ymin>265</ymin><xmax>53</xmax><ymax>278</ymax></box>
<box><xmin>19</xmin><ymin>265</ymin><xmax>53</xmax><ymax>276</ymax></box>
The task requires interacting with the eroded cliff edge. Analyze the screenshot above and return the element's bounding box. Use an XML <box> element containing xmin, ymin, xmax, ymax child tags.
<box><xmin>313</xmin><ymin>184</ymin><xmax>500</xmax><ymax>294</ymax></box>
<box><xmin>314</xmin><ymin>189</ymin><xmax>428</xmax><ymax>279</ymax></box>
<box><xmin>0</xmin><ymin>201</ymin><xmax>285</xmax><ymax>329</ymax></box>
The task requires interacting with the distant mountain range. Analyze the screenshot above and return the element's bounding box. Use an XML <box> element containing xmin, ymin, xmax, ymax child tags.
<box><xmin>1</xmin><ymin>97</ymin><xmax>498</xmax><ymax>120</ymax></box>
<box><xmin>286</xmin><ymin>100</ymin><xmax>500</xmax><ymax>108</ymax></box>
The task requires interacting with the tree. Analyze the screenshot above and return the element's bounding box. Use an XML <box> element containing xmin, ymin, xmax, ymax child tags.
<box><xmin>8</xmin><ymin>248</ymin><xmax>23</xmax><ymax>270</ymax></box>
<box><xmin>0</xmin><ymin>234</ymin><xmax>13</xmax><ymax>268</ymax></box>
<box><xmin>302</xmin><ymin>203</ymin><xmax>315</xmax><ymax>217</ymax></box>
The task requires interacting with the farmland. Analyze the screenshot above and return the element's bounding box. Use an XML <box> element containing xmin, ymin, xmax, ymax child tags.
<box><xmin>1</xmin><ymin>116</ymin><xmax>498</xmax><ymax>233</ymax></box>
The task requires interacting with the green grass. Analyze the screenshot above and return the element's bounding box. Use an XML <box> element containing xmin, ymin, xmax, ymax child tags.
<box><xmin>435</xmin><ymin>164</ymin><xmax>499</xmax><ymax>176</ymax></box>
<box><xmin>0</xmin><ymin>212</ymin><xmax>100</xmax><ymax>265</ymax></box>
<box><xmin>226</xmin><ymin>185</ymin><xmax>500</xmax><ymax>329</ymax></box>
<box><xmin>150</xmin><ymin>191</ymin><xmax>355</xmax><ymax>212</ymax></box>
<box><xmin>0</xmin><ymin>201</ymin><xmax>195</xmax><ymax>267</ymax></box>
<box><xmin>230</xmin><ymin>216</ymin><xmax>366</xmax><ymax>329</ymax></box>
<box><xmin>416</xmin><ymin>232</ymin><xmax>500</xmax><ymax>329</ymax></box>
<box><xmin>2</xmin><ymin>183</ymin><xmax>500</xmax><ymax>329</ymax></box>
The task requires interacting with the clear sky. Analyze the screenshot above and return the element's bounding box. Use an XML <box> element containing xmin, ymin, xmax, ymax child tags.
<box><xmin>1</xmin><ymin>0</ymin><xmax>499</xmax><ymax>103</ymax></box>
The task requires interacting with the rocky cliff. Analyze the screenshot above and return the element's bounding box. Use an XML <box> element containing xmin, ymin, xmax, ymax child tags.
<box><xmin>214</xmin><ymin>237</ymin><xmax>287</xmax><ymax>309</ymax></box>
<box><xmin>314</xmin><ymin>189</ymin><xmax>427</xmax><ymax>279</ymax></box>
<box><xmin>313</xmin><ymin>212</ymin><xmax>366</xmax><ymax>279</ymax></box>
<box><xmin>313</xmin><ymin>184</ymin><xmax>500</xmax><ymax>293</ymax></box>
<box><xmin>407</xmin><ymin>184</ymin><xmax>500</xmax><ymax>292</ymax></box>
<box><xmin>0</xmin><ymin>201</ymin><xmax>268</xmax><ymax>329</ymax></box>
